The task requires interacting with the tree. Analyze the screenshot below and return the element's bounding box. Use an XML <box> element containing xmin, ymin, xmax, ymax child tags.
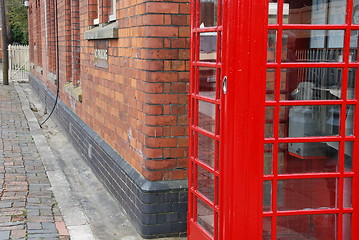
<box><xmin>7</xmin><ymin>0</ymin><xmax>28</xmax><ymax>45</ymax></box>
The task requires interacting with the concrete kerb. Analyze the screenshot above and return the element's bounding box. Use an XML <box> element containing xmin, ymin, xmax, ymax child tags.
<box><xmin>14</xmin><ymin>83</ymin><xmax>97</xmax><ymax>240</ymax></box>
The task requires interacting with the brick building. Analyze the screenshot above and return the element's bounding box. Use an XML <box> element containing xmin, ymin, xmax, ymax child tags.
<box><xmin>0</xmin><ymin>27</ymin><xmax>3</xmax><ymax>61</ymax></box>
<box><xmin>28</xmin><ymin>0</ymin><xmax>189</xmax><ymax>238</ymax></box>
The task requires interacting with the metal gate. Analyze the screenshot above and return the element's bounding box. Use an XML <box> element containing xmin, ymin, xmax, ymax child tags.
<box><xmin>8</xmin><ymin>44</ymin><xmax>30</xmax><ymax>82</ymax></box>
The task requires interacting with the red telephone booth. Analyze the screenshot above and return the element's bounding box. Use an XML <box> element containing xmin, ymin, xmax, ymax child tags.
<box><xmin>189</xmin><ymin>0</ymin><xmax>359</xmax><ymax>239</ymax></box>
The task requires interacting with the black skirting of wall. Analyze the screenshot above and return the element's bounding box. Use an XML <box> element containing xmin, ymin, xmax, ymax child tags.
<box><xmin>29</xmin><ymin>74</ymin><xmax>188</xmax><ymax>238</ymax></box>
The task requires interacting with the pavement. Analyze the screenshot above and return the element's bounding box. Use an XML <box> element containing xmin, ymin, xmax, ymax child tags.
<box><xmin>0</xmin><ymin>65</ymin><xmax>186</xmax><ymax>240</ymax></box>
<box><xmin>0</xmin><ymin>84</ymin><xmax>70</xmax><ymax>239</ymax></box>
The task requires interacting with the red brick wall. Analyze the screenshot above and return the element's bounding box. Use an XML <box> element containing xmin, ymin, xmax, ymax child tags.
<box><xmin>35</xmin><ymin>0</ymin><xmax>42</xmax><ymax>68</ymax></box>
<box><xmin>0</xmin><ymin>28</ymin><xmax>2</xmax><ymax>60</ymax></box>
<box><xmin>29</xmin><ymin>0</ymin><xmax>190</xmax><ymax>181</ymax></box>
<box><xmin>46</xmin><ymin>0</ymin><xmax>56</xmax><ymax>74</ymax></box>
<box><xmin>71</xmin><ymin>0</ymin><xmax>80</xmax><ymax>86</ymax></box>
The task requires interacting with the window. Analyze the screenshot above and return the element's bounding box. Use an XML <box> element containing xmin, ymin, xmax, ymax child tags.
<box><xmin>93</xmin><ymin>0</ymin><xmax>100</xmax><ymax>25</ymax></box>
<box><xmin>85</xmin><ymin>0</ymin><xmax>118</xmax><ymax>40</ymax></box>
<box><xmin>109</xmin><ymin>0</ymin><xmax>116</xmax><ymax>22</ymax></box>
<box><xmin>93</xmin><ymin>0</ymin><xmax>116</xmax><ymax>25</ymax></box>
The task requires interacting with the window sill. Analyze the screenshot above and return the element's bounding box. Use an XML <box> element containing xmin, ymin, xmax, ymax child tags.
<box><xmin>109</xmin><ymin>14</ymin><xmax>116</xmax><ymax>22</ymax></box>
<box><xmin>64</xmin><ymin>82</ymin><xmax>83</xmax><ymax>102</ymax></box>
<box><xmin>84</xmin><ymin>22</ymin><xmax>118</xmax><ymax>40</ymax></box>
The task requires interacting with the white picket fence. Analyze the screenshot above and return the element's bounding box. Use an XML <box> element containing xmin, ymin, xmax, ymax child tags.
<box><xmin>8</xmin><ymin>44</ymin><xmax>30</xmax><ymax>81</ymax></box>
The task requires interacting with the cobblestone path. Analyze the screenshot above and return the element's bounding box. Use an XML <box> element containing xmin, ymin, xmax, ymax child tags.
<box><xmin>0</xmin><ymin>85</ymin><xmax>69</xmax><ymax>240</ymax></box>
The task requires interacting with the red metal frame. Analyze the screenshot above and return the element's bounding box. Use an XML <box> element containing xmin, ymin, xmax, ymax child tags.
<box><xmin>189</xmin><ymin>0</ymin><xmax>359</xmax><ymax>239</ymax></box>
<box><xmin>188</xmin><ymin>0</ymin><xmax>223</xmax><ymax>239</ymax></box>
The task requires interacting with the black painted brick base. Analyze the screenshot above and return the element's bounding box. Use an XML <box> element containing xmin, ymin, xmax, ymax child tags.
<box><xmin>29</xmin><ymin>74</ymin><xmax>188</xmax><ymax>238</ymax></box>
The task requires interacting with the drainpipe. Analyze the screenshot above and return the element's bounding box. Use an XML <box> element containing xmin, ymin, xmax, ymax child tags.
<box><xmin>0</xmin><ymin>0</ymin><xmax>9</xmax><ymax>85</ymax></box>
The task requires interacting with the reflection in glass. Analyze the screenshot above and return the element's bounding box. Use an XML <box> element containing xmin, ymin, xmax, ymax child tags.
<box><xmin>264</xmin><ymin>144</ymin><xmax>273</xmax><ymax>175</ymax></box>
<box><xmin>199</xmin><ymin>67</ymin><xmax>216</xmax><ymax>99</ymax></box>
<box><xmin>263</xmin><ymin>181</ymin><xmax>272</xmax><ymax>212</ymax></box>
<box><xmin>348</xmin><ymin>69</ymin><xmax>356</xmax><ymax>99</ymax></box>
<box><xmin>346</xmin><ymin>106</ymin><xmax>355</xmax><ymax>135</ymax></box>
<box><xmin>278</xmin><ymin>143</ymin><xmax>286</xmax><ymax>174</ymax></box>
<box><xmin>278</xmin><ymin>178</ymin><xmax>337</xmax><ymax>211</ymax></box>
<box><xmin>353</xmin><ymin>2</ymin><xmax>359</xmax><ymax>24</ymax></box>
<box><xmin>197</xmin><ymin>198</ymin><xmax>214</xmax><ymax>236</ymax></box>
<box><xmin>268</xmin><ymin>3</ymin><xmax>278</xmax><ymax>24</ymax></box>
<box><xmin>198</xmin><ymin>100</ymin><xmax>216</xmax><ymax>133</ymax></box>
<box><xmin>276</xmin><ymin>215</ymin><xmax>337</xmax><ymax>239</ymax></box>
<box><xmin>200</xmin><ymin>0</ymin><xmax>218</xmax><ymax>28</ymax></box>
<box><xmin>345</xmin><ymin>142</ymin><xmax>353</xmax><ymax>171</ymax></box>
<box><xmin>343</xmin><ymin>214</ymin><xmax>352</xmax><ymax>240</ymax></box>
<box><xmin>198</xmin><ymin>134</ymin><xmax>215</xmax><ymax>168</ymax></box>
<box><xmin>350</xmin><ymin>31</ymin><xmax>359</xmax><ymax>57</ymax></box>
<box><xmin>282</xmin><ymin>30</ymin><xmax>344</xmax><ymax>62</ymax></box>
<box><xmin>279</xmin><ymin>142</ymin><xmax>339</xmax><ymax>174</ymax></box>
<box><xmin>197</xmin><ymin>165</ymin><xmax>214</xmax><ymax>202</ymax></box>
<box><xmin>265</xmin><ymin>107</ymin><xmax>274</xmax><ymax>138</ymax></box>
<box><xmin>262</xmin><ymin>217</ymin><xmax>272</xmax><ymax>240</ymax></box>
<box><xmin>266</xmin><ymin>69</ymin><xmax>275</xmax><ymax>100</ymax></box>
<box><xmin>200</xmin><ymin>32</ymin><xmax>217</xmax><ymax>62</ymax></box>
<box><xmin>268</xmin><ymin>2</ymin><xmax>289</xmax><ymax>24</ymax></box>
<box><xmin>344</xmin><ymin>178</ymin><xmax>352</xmax><ymax>208</ymax></box>
<box><xmin>282</xmin><ymin>0</ymin><xmax>346</xmax><ymax>25</ymax></box>
<box><xmin>277</xmin><ymin>105</ymin><xmax>287</xmax><ymax>138</ymax></box>
<box><xmin>267</xmin><ymin>31</ymin><xmax>277</xmax><ymax>63</ymax></box>
<box><xmin>279</xmin><ymin>69</ymin><xmax>287</xmax><ymax>100</ymax></box>
<box><xmin>285</xmin><ymin>105</ymin><xmax>341</xmax><ymax>138</ymax></box>
<box><xmin>281</xmin><ymin>68</ymin><xmax>343</xmax><ymax>101</ymax></box>
<box><xmin>350</xmin><ymin>31</ymin><xmax>359</xmax><ymax>63</ymax></box>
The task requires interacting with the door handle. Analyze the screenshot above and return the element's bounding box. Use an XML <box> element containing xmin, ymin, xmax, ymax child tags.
<box><xmin>222</xmin><ymin>76</ymin><xmax>228</xmax><ymax>94</ymax></box>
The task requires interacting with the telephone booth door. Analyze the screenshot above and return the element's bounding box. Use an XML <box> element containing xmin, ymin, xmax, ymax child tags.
<box><xmin>189</xmin><ymin>0</ymin><xmax>359</xmax><ymax>239</ymax></box>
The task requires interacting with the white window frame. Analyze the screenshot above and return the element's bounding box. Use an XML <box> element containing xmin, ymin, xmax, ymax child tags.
<box><xmin>109</xmin><ymin>0</ymin><xmax>116</xmax><ymax>22</ymax></box>
<box><xmin>93</xmin><ymin>0</ymin><xmax>100</xmax><ymax>25</ymax></box>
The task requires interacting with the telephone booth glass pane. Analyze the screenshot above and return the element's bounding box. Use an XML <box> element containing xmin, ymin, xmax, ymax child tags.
<box><xmin>198</xmin><ymin>133</ymin><xmax>215</xmax><ymax>168</ymax></box>
<box><xmin>263</xmin><ymin>217</ymin><xmax>272</xmax><ymax>240</ymax></box>
<box><xmin>198</xmin><ymin>100</ymin><xmax>216</xmax><ymax>133</ymax></box>
<box><xmin>280</xmin><ymin>69</ymin><xmax>344</xmax><ymax>101</ymax></box>
<box><xmin>265</xmin><ymin>107</ymin><xmax>274</xmax><ymax>138</ymax></box>
<box><xmin>282</xmin><ymin>30</ymin><xmax>345</xmax><ymax>63</ymax></box>
<box><xmin>278</xmin><ymin>142</ymin><xmax>339</xmax><ymax>174</ymax></box>
<box><xmin>200</xmin><ymin>0</ymin><xmax>218</xmax><ymax>27</ymax></box>
<box><xmin>264</xmin><ymin>0</ymin><xmax>356</xmax><ymax>238</ymax></box>
<box><xmin>197</xmin><ymin>198</ymin><xmax>214</xmax><ymax>235</ymax></box>
<box><xmin>343</xmin><ymin>214</ymin><xmax>352</xmax><ymax>239</ymax></box>
<box><xmin>264</xmin><ymin>144</ymin><xmax>273</xmax><ymax>175</ymax></box>
<box><xmin>281</xmin><ymin>105</ymin><xmax>341</xmax><ymax>137</ymax></box>
<box><xmin>268</xmin><ymin>31</ymin><xmax>277</xmax><ymax>62</ymax></box>
<box><xmin>276</xmin><ymin>215</ymin><xmax>337</xmax><ymax>239</ymax></box>
<box><xmin>344</xmin><ymin>178</ymin><xmax>353</xmax><ymax>208</ymax></box>
<box><xmin>345</xmin><ymin>141</ymin><xmax>353</xmax><ymax>171</ymax></box>
<box><xmin>200</xmin><ymin>33</ymin><xmax>217</xmax><ymax>62</ymax></box>
<box><xmin>197</xmin><ymin>165</ymin><xmax>215</xmax><ymax>202</ymax></box>
<box><xmin>277</xmin><ymin>178</ymin><xmax>337</xmax><ymax>211</ymax></box>
<box><xmin>263</xmin><ymin>181</ymin><xmax>272</xmax><ymax>212</ymax></box>
<box><xmin>199</xmin><ymin>67</ymin><xmax>217</xmax><ymax>99</ymax></box>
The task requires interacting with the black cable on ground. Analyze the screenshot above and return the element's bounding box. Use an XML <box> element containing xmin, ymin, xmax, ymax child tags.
<box><xmin>40</xmin><ymin>0</ymin><xmax>59</xmax><ymax>128</ymax></box>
